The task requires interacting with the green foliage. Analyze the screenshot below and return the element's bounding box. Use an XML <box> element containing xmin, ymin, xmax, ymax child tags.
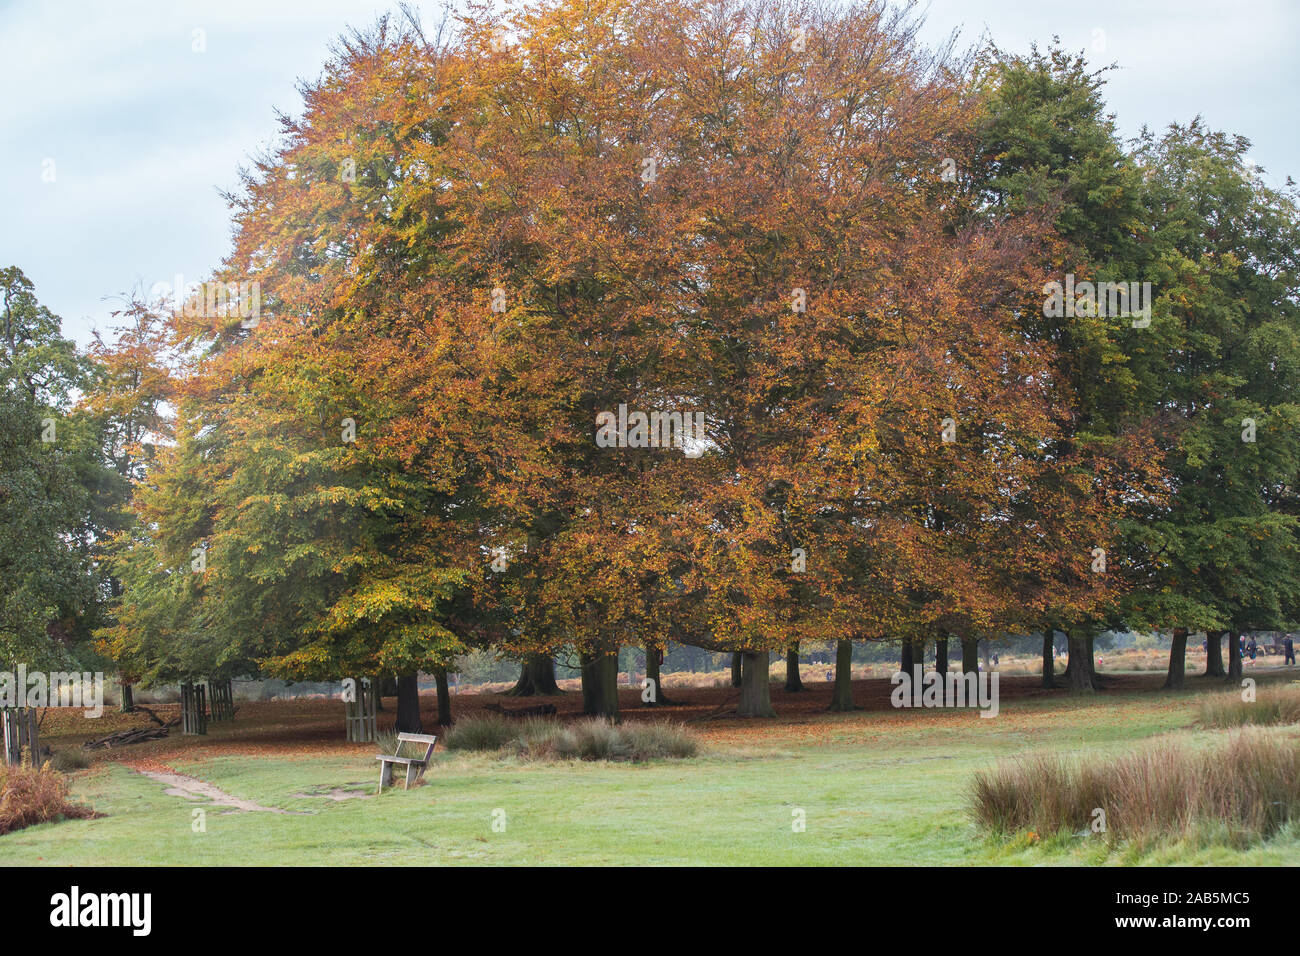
<box><xmin>0</xmin><ymin>268</ymin><xmax>108</xmax><ymax>669</ymax></box>
<box><xmin>1121</xmin><ymin>122</ymin><xmax>1300</xmax><ymax>633</ymax></box>
<box><xmin>974</xmin><ymin>45</ymin><xmax>1300</xmax><ymax>640</ymax></box>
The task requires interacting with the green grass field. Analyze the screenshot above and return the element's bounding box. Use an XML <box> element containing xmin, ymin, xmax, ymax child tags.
<box><xmin>5</xmin><ymin>674</ymin><xmax>1299</xmax><ymax>866</ymax></box>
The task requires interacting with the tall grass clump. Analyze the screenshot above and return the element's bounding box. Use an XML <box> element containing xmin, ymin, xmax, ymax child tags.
<box><xmin>51</xmin><ymin>749</ymin><xmax>91</xmax><ymax>773</ymax></box>
<box><xmin>1199</xmin><ymin>683</ymin><xmax>1300</xmax><ymax>728</ymax></box>
<box><xmin>0</xmin><ymin>763</ymin><xmax>96</xmax><ymax>835</ymax></box>
<box><xmin>441</xmin><ymin>714</ymin><xmax>515</xmax><ymax>752</ymax></box>
<box><xmin>443</xmin><ymin>715</ymin><xmax>697</xmax><ymax>761</ymax></box>
<box><xmin>969</xmin><ymin>728</ymin><xmax>1300</xmax><ymax>849</ymax></box>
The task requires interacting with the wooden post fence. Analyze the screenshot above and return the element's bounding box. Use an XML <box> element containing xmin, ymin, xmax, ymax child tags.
<box><xmin>1</xmin><ymin>708</ymin><xmax>40</xmax><ymax>766</ymax></box>
<box><xmin>180</xmin><ymin>682</ymin><xmax>208</xmax><ymax>735</ymax></box>
<box><xmin>207</xmin><ymin>678</ymin><xmax>235</xmax><ymax>722</ymax></box>
<box><xmin>345</xmin><ymin>677</ymin><xmax>377</xmax><ymax>742</ymax></box>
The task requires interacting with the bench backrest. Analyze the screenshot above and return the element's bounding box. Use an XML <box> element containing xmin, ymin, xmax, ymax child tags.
<box><xmin>394</xmin><ymin>732</ymin><xmax>437</xmax><ymax>761</ymax></box>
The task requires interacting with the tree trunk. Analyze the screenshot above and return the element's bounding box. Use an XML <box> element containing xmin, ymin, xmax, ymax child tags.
<box><xmin>581</xmin><ymin>651</ymin><xmax>620</xmax><ymax>721</ymax></box>
<box><xmin>730</xmin><ymin>652</ymin><xmax>742</xmax><ymax>687</ymax></box>
<box><xmin>395</xmin><ymin>673</ymin><xmax>422</xmax><ymax>733</ymax></box>
<box><xmin>1086</xmin><ymin>635</ymin><xmax>1101</xmax><ymax>685</ymax></box>
<box><xmin>1041</xmin><ymin>628</ymin><xmax>1057</xmax><ymax>688</ymax></box>
<box><xmin>119</xmin><ymin>681</ymin><xmax>135</xmax><ymax>714</ymax></box>
<box><xmin>737</xmin><ymin>652</ymin><xmax>776</xmax><ymax>718</ymax></box>
<box><xmin>934</xmin><ymin>633</ymin><xmax>949</xmax><ymax>704</ymax></box>
<box><xmin>900</xmin><ymin>640</ymin><xmax>914</xmax><ymax>675</ymax></box>
<box><xmin>506</xmin><ymin>654</ymin><xmax>561</xmax><ymax>696</ymax></box>
<box><xmin>1066</xmin><ymin>634</ymin><xmax>1094</xmax><ymax>693</ymax></box>
<box><xmin>784</xmin><ymin>645</ymin><xmax>804</xmax><ymax>692</ymax></box>
<box><xmin>1205</xmin><ymin>630</ymin><xmax>1225</xmax><ymax>678</ymax></box>
<box><xmin>961</xmin><ymin>637</ymin><xmax>979</xmax><ymax>675</ymax></box>
<box><xmin>644</xmin><ymin>643</ymin><xmax>671</xmax><ymax>705</ymax></box>
<box><xmin>1227</xmin><ymin>630</ymin><xmax>1243</xmax><ymax>683</ymax></box>
<box><xmin>1162</xmin><ymin>628</ymin><xmax>1188</xmax><ymax>691</ymax></box>
<box><xmin>434</xmin><ymin>668</ymin><xmax>452</xmax><ymax>726</ymax></box>
<box><xmin>377</xmin><ymin>675</ymin><xmax>398</xmax><ymax>711</ymax></box>
<box><xmin>581</xmin><ymin>652</ymin><xmax>597</xmax><ymax>714</ymax></box>
<box><xmin>602</xmin><ymin>650</ymin><xmax>620</xmax><ymax>722</ymax></box>
<box><xmin>828</xmin><ymin>638</ymin><xmax>856</xmax><ymax>711</ymax></box>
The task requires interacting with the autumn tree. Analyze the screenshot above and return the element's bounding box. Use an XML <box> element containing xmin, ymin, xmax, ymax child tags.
<box><xmin>81</xmin><ymin>294</ymin><xmax>175</xmax><ymax>709</ymax></box>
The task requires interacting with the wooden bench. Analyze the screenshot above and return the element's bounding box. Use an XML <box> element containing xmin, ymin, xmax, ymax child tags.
<box><xmin>376</xmin><ymin>733</ymin><xmax>437</xmax><ymax>793</ymax></box>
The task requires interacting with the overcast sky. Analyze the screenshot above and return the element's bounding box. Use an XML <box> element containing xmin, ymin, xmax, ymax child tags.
<box><xmin>3</xmin><ymin>0</ymin><xmax>1296</xmax><ymax>345</ymax></box>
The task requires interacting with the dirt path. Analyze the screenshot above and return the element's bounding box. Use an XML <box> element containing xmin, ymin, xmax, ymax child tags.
<box><xmin>133</xmin><ymin>766</ymin><xmax>295</xmax><ymax>813</ymax></box>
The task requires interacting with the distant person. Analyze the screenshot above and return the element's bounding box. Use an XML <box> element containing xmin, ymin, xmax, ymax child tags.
<box><xmin>825</xmin><ymin>669</ymin><xmax>834</xmax><ymax>681</ymax></box>
<box><xmin>1285</xmin><ymin>634</ymin><xmax>1296</xmax><ymax>666</ymax></box>
<box><xmin>1247</xmin><ymin>637</ymin><xmax>1257</xmax><ymax>660</ymax></box>
<box><xmin>1240</xmin><ymin>634</ymin><xmax>1247</xmax><ymax>658</ymax></box>
<box><xmin>991</xmin><ymin>653</ymin><xmax>999</xmax><ymax>667</ymax></box>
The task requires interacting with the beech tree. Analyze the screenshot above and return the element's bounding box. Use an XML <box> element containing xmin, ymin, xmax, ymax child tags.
<box><xmin>1124</xmin><ymin>122</ymin><xmax>1300</xmax><ymax>690</ymax></box>
<box><xmin>971</xmin><ymin>45</ymin><xmax>1170</xmax><ymax>691</ymax></box>
<box><xmin>82</xmin><ymin>295</ymin><xmax>175</xmax><ymax>710</ymax></box>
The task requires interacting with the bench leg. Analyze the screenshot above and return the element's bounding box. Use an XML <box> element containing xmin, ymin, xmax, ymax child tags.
<box><xmin>405</xmin><ymin>763</ymin><xmax>418</xmax><ymax>790</ymax></box>
<box><xmin>378</xmin><ymin>761</ymin><xmax>393</xmax><ymax>794</ymax></box>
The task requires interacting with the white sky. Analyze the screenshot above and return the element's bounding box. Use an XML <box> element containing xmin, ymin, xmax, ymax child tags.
<box><xmin>2</xmin><ymin>0</ymin><xmax>1296</xmax><ymax>345</ymax></box>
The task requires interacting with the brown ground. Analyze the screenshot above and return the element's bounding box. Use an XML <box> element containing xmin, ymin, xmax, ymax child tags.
<box><xmin>33</xmin><ymin>668</ymin><xmax>1217</xmax><ymax>763</ymax></box>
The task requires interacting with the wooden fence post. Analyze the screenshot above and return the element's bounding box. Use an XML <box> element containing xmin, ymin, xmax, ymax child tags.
<box><xmin>22</xmin><ymin>709</ymin><xmax>39</xmax><ymax>766</ymax></box>
<box><xmin>1</xmin><ymin>709</ymin><xmax>20</xmax><ymax>766</ymax></box>
<box><xmin>24</xmin><ymin>712</ymin><xmax>37</xmax><ymax>770</ymax></box>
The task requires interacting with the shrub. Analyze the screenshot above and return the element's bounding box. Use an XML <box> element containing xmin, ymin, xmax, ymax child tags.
<box><xmin>969</xmin><ymin>728</ymin><xmax>1300</xmax><ymax>849</ymax></box>
<box><xmin>1199</xmin><ymin>684</ymin><xmax>1300</xmax><ymax>728</ymax></box>
<box><xmin>442</xmin><ymin>715</ymin><xmax>516</xmax><ymax>752</ymax></box>
<box><xmin>513</xmin><ymin>717</ymin><xmax>577</xmax><ymax>759</ymax></box>
<box><xmin>618</xmin><ymin>721</ymin><xmax>699</xmax><ymax>760</ymax></box>
<box><xmin>443</xmin><ymin>715</ymin><xmax>697</xmax><ymax>761</ymax></box>
<box><xmin>0</xmin><ymin>763</ymin><xmax>96</xmax><ymax>835</ymax></box>
<box><xmin>50</xmin><ymin>749</ymin><xmax>90</xmax><ymax>772</ymax></box>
